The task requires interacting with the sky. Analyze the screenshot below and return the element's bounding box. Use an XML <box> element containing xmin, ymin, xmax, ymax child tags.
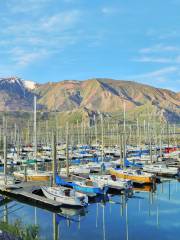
<box><xmin>0</xmin><ymin>0</ymin><xmax>180</xmax><ymax>91</ymax></box>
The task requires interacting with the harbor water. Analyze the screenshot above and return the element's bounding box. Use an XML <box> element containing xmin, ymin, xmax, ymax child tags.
<box><xmin>2</xmin><ymin>179</ymin><xmax>180</xmax><ymax>240</ymax></box>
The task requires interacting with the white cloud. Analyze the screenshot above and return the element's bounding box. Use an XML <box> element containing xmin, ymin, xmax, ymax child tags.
<box><xmin>133</xmin><ymin>55</ymin><xmax>180</xmax><ymax>64</ymax></box>
<box><xmin>127</xmin><ymin>66</ymin><xmax>179</xmax><ymax>89</ymax></box>
<box><xmin>133</xmin><ymin>56</ymin><xmax>173</xmax><ymax>63</ymax></box>
<box><xmin>7</xmin><ymin>0</ymin><xmax>52</xmax><ymax>13</ymax></box>
<box><xmin>101</xmin><ymin>6</ymin><xmax>121</xmax><ymax>15</ymax></box>
<box><xmin>0</xmin><ymin>2</ymin><xmax>103</xmax><ymax>72</ymax></box>
<box><xmin>146</xmin><ymin>29</ymin><xmax>180</xmax><ymax>40</ymax></box>
<box><xmin>40</xmin><ymin>10</ymin><xmax>80</xmax><ymax>31</ymax></box>
<box><xmin>10</xmin><ymin>47</ymin><xmax>49</xmax><ymax>67</ymax></box>
<box><xmin>7</xmin><ymin>0</ymin><xmax>55</xmax><ymax>14</ymax></box>
<box><xmin>2</xmin><ymin>10</ymin><xmax>81</xmax><ymax>34</ymax></box>
<box><xmin>7</xmin><ymin>0</ymin><xmax>78</xmax><ymax>14</ymax></box>
<box><xmin>140</xmin><ymin>44</ymin><xmax>180</xmax><ymax>54</ymax></box>
<box><xmin>131</xmin><ymin>66</ymin><xmax>178</xmax><ymax>79</ymax></box>
<box><xmin>134</xmin><ymin>44</ymin><xmax>180</xmax><ymax>65</ymax></box>
<box><xmin>0</xmin><ymin>8</ymin><xmax>84</xmax><ymax>69</ymax></box>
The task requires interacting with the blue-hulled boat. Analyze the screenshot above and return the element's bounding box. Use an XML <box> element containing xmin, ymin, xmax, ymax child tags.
<box><xmin>73</xmin><ymin>180</ymin><xmax>108</xmax><ymax>197</ymax></box>
<box><xmin>56</xmin><ymin>176</ymin><xmax>108</xmax><ymax>197</ymax></box>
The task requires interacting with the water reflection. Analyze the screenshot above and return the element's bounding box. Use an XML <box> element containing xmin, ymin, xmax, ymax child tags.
<box><xmin>133</xmin><ymin>184</ymin><xmax>156</xmax><ymax>193</ymax></box>
<box><xmin>0</xmin><ymin>180</ymin><xmax>180</xmax><ymax>239</ymax></box>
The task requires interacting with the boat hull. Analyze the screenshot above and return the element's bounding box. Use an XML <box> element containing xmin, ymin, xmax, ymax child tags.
<box><xmin>110</xmin><ymin>169</ymin><xmax>154</xmax><ymax>184</ymax></box>
<box><xmin>143</xmin><ymin>168</ymin><xmax>179</xmax><ymax>177</ymax></box>
<box><xmin>13</xmin><ymin>172</ymin><xmax>51</xmax><ymax>182</ymax></box>
<box><xmin>41</xmin><ymin>187</ymin><xmax>87</xmax><ymax>207</ymax></box>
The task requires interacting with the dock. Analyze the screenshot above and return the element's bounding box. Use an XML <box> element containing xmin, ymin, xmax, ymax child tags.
<box><xmin>0</xmin><ymin>182</ymin><xmax>62</xmax><ymax>211</ymax></box>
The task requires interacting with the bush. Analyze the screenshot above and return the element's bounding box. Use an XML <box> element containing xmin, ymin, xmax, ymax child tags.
<box><xmin>0</xmin><ymin>219</ymin><xmax>40</xmax><ymax>240</ymax></box>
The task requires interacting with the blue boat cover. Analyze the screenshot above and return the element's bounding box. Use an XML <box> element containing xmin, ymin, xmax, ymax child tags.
<box><xmin>125</xmin><ymin>159</ymin><xmax>143</xmax><ymax>167</ymax></box>
<box><xmin>56</xmin><ymin>175</ymin><xmax>75</xmax><ymax>187</ymax></box>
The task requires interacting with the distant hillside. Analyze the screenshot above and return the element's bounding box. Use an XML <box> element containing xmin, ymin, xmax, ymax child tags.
<box><xmin>35</xmin><ymin>78</ymin><xmax>180</xmax><ymax>122</ymax></box>
<box><xmin>0</xmin><ymin>77</ymin><xmax>179</xmax><ymax>123</ymax></box>
<box><xmin>176</xmin><ymin>92</ymin><xmax>180</xmax><ymax>98</ymax></box>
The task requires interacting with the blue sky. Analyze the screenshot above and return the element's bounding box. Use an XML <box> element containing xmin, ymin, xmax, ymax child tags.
<box><xmin>0</xmin><ymin>0</ymin><xmax>180</xmax><ymax>91</ymax></box>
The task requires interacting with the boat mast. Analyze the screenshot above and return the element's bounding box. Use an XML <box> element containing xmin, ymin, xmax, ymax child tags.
<box><xmin>120</xmin><ymin>134</ymin><xmax>123</xmax><ymax>166</ymax></box>
<box><xmin>149</xmin><ymin>123</ymin><xmax>153</xmax><ymax>164</ymax></box>
<box><xmin>94</xmin><ymin>115</ymin><xmax>98</xmax><ymax>146</ymax></box>
<box><xmin>123</xmin><ymin>101</ymin><xmax>126</xmax><ymax>133</ymax></box>
<box><xmin>52</xmin><ymin>132</ymin><xmax>57</xmax><ymax>185</ymax></box>
<box><xmin>17</xmin><ymin>128</ymin><xmax>20</xmax><ymax>159</ymax></box>
<box><xmin>101</xmin><ymin>114</ymin><xmax>104</xmax><ymax>163</ymax></box>
<box><xmin>159</xmin><ymin>127</ymin><xmax>162</xmax><ymax>157</ymax></box>
<box><xmin>123</xmin><ymin>101</ymin><xmax>126</xmax><ymax>168</ymax></box>
<box><xmin>66</xmin><ymin>122</ymin><xmax>69</xmax><ymax>177</ymax></box>
<box><xmin>77</xmin><ymin>120</ymin><xmax>80</xmax><ymax>146</ymax></box>
<box><xmin>3</xmin><ymin>115</ymin><xmax>7</xmax><ymax>185</ymax></box>
<box><xmin>34</xmin><ymin>96</ymin><xmax>37</xmax><ymax>171</ymax></box>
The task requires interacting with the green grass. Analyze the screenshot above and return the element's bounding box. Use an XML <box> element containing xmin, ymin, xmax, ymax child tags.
<box><xmin>0</xmin><ymin>219</ymin><xmax>40</xmax><ymax>240</ymax></box>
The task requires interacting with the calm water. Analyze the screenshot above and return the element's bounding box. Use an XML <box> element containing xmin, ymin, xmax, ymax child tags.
<box><xmin>1</xmin><ymin>180</ymin><xmax>180</xmax><ymax>240</ymax></box>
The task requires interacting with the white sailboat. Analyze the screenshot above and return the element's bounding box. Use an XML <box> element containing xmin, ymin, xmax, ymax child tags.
<box><xmin>59</xmin><ymin>165</ymin><xmax>90</xmax><ymax>176</ymax></box>
<box><xmin>41</xmin><ymin>186</ymin><xmax>88</xmax><ymax>207</ymax></box>
<box><xmin>143</xmin><ymin>164</ymin><xmax>180</xmax><ymax>177</ymax></box>
<box><xmin>89</xmin><ymin>174</ymin><xmax>132</xmax><ymax>190</ymax></box>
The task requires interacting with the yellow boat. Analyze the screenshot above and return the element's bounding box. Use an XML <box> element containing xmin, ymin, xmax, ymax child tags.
<box><xmin>109</xmin><ymin>168</ymin><xmax>155</xmax><ymax>184</ymax></box>
<box><xmin>13</xmin><ymin>170</ymin><xmax>52</xmax><ymax>182</ymax></box>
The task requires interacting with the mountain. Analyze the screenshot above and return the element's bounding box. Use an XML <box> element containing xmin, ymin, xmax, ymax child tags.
<box><xmin>0</xmin><ymin>77</ymin><xmax>179</xmax><ymax>123</ymax></box>
<box><xmin>176</xmin><ymin>92</ymin><xmax>180</xmax><ymax>98</ymax></box>
<box><xmin>0</xmin><ymin>77</ymin><xmax>34</xmax><ymax>111</ymax></box>
<box><xmin>35</xmin><ymin>78</ymin><xmax>180</xmax><ymax>122</ymax></box>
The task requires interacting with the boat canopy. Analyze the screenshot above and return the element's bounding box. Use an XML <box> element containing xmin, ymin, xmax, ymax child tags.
<box><xmin>56</xmin><ymin>175</ymin><xmax>75</xmax><ymax>187</ymax></box>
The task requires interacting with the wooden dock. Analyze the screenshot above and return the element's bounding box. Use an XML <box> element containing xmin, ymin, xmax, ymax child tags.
<box><xmin>0</xmin><ymin>182</ymin><xmax>62</xmax><ymax>211</ymax></box>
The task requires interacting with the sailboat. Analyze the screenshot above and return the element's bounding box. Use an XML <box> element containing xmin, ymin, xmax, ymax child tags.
<box><xmin>73</xmin><ymin>179</ymin><xmax>108</xmax><ymax>197</ymax></box>
<box><xmin>142</xmin><ymin>164</ymin><xmax>180</xmax><ymax>177</ymax></box>
<box><xmin>89</xmin><ymin>174</ymin><xmax>132</xmax><ymax>191</ymax></box>
<box><xmin>41</xmin><ymin>186</ymin><xmax>88</xmax><ymax>207</ymax></box>
<box><xmin>56</xmin><ymin>175</ymin><xmax>108</xmax><ymax>197</ymax></box>
<box><xmin>59</xmin><ymin>165</ymin><xmax>90</xmax><ymax>176</ymax></box>
<box><xmin>13</xmin><ymin>169</ymin><xmax>52</xmax><ymax>181</ymax></box>
<box><xmin>109</xmin><ymin>168</ymin><xmax>155</xmax><ymax>184</ymax></box>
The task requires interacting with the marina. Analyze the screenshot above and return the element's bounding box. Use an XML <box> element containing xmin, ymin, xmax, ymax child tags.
<box><xmin>0</xmin><ymin>95</ymin><xmax>178</xmax><ymax>240</ymax></box>
<box><xmin>0</xmin><ymin>179</ymin><xmax>180</xmax><ymax>239</ymax></box>
<box><xmin>0</xmin><ymin>108</ymin><xmax>179</xmax><ymax>239</ymax></box>
<box><xmin>0</xmin><ymin>1</ymin><xmax>179</xmax><ymax>238</ymax></box>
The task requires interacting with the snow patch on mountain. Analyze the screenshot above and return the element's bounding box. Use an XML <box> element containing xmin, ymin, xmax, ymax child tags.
<box><xmin>0</xmin><ymin>76</ymin><xmax>22</xmax><ymax>85</ymax></box>
<box><xmin>23</xmin><ymin>80</ymin><xmax>36</xmax><ymax>90</ymax></box>
<box><xmin>0</xmin><ymin>76</ymin><xmax>36</xmax><ymax>91</ymax></box>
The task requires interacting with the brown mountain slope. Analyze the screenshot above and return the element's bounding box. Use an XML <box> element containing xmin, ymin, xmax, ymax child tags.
<box><xmin>176</xmin><ymin>92</ymin><xmax>180</xmax><ymax>99</ymax></box>
<box><xmin>36</xmin><ymin>81</ymin><xmax>82</xmax><ymax>111</ymax></box>
<box><xmin>35</xmin><ymin>78</ymin><xmax>180</xmax><ymax>111</ymax></box>
<box><xmin>0</xmin><ymin>77</ymin><xmax>179</xmax><ymax>122</ymax></box>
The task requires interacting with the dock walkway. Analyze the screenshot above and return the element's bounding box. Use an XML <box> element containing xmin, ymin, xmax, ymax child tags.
<box><xmin>0</xmin><ymin>181</ymin><xmax>62</xmax><ymax>210</ymax></box>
